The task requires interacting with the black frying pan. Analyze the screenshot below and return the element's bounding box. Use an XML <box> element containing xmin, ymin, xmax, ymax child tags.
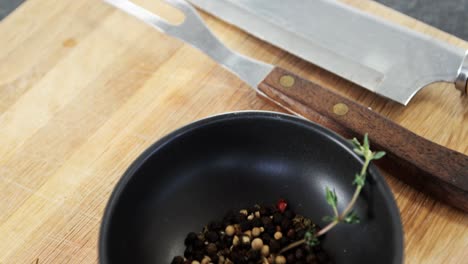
<box><xmin>99</xmin><ymin>111</ymin><xmax>403</xmax><ymax>264</ymax></box>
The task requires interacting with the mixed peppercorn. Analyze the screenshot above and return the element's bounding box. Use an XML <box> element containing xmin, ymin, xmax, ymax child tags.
<box><xmin>171</xmin><ymin>200</ymin><xmax>333</xmax><ymax>264</ymax></box>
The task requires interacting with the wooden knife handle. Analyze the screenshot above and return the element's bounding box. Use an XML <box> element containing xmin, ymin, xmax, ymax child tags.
<box><xmin>258</xmin><ymin>67</ymin><xmax>468</xmax><ymax>212</ymax></box>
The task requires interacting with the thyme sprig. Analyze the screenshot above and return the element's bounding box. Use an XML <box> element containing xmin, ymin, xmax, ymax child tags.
<box><xmin>280</xmin><ymin>134</ymin><xmax>386</xmax><ymax>253</ymax></box>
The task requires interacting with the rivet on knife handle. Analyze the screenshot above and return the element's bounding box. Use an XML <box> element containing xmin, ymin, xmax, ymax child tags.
<box><xmin>279</xmin><ymin>75</ymin><xmax>295</xmax><ymax>88</ymax></box>
<box><xmin>332</xmin><ymin>103</ymin><xmax>349</xmax><ymax>116</ymax></box>
<box><xmin>104</xmin><ymin>0</ymin><xmax>468</xmax><ymax>211</ymax></box>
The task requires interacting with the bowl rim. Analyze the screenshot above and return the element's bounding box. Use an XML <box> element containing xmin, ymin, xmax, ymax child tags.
<box><xmin>98</xmin><ymin>110</ymin><xmax>404</xmax><ymax>263</ymax></box>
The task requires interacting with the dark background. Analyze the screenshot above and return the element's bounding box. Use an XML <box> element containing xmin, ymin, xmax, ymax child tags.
<box><xmin>0</xmin><ymin>0</ymin><xmax>467</xmax><ymax>40</ymax></box>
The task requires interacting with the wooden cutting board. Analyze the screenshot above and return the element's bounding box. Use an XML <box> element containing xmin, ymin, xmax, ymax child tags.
<box><xmin>0</xmin><ymin>0</ymin><xmax>466</xmax><ymax>263</ymax></box>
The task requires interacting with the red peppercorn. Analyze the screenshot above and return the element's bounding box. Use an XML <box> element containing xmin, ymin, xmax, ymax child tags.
<box><xmin>277</xmin><ymin>199</ymin><xmax>288</xmax><ymax>213</ymax></box>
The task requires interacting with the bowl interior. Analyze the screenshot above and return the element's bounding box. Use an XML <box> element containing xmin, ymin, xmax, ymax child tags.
<box><xmin>100</xmin><ymin>112</ymin><xmax>402</xmax><ymax>264</ymax></box>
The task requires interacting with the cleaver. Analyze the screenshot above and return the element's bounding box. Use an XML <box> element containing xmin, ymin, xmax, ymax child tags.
<box><xmin>188</xmin><ymin>0</ymin><xmax>468</xmax><ymax>105</ymax></box>
<box><xmin>104</xmin><ymin>0</ymin><xmax>468</xmax><ymax>211</ymax></box>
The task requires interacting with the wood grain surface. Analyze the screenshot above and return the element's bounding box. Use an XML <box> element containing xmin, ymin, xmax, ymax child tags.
<box><xmin>0</xmin><ymin>0</ymin><xmax>466</xmax><ymax>263</ymax></box>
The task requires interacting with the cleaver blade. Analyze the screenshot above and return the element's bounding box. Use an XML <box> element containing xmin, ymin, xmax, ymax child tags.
<box><xmin>188</xmin><ymin>0</ymin><xmax>468</xmax><ymax>105</ymax></box>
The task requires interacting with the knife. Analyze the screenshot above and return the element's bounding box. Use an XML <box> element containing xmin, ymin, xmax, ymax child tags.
<box><xmin>188</xmin><ymin>0</ymin><xmax>468</xmax><ymax>105</ymax></box>
<box><xmin>103</xmin><ymin>0</ymin><xmax>468</xmax><ymax>211</ymax></box>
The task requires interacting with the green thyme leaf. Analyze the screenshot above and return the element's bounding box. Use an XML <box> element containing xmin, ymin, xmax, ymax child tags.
<box><xmin>325</xmin><ymin>187</ymin><xmax>337</xmax><ymax>208</ymax></box>
<box><xmin>351</xmin><ymin>138</ymin><xmax>361</xmax><ymax>148</ymax></box>
<box><xmin>373</xmin><ymin>151</ymin><xmax>386</xmax><ymax>160</ymax></box>
<box><xmin>353</xmin><ymin>173</ymin><xmax>365</xmax><ymax>187</ymax></box>
<box><xmin>353</xmin><ymin>148</ymin><xmax>364</xmax><ymax>156</ymax></box>
<box><xmin>305</xmin><ymin>229</ymin><xmax>320</xmax><ymax>247</ymax></box>
<box><xmin>343</xmin><ymin>211</ymin><xmax>360</xmax><ymax>224</ymax></box>
<box><xmin>363</xmin><ymin>134</ymin><xmax>370</xmax><ymax>151</ymax></box>
<box><xmin>322</xmin><ymin>215</ymin><xmax>336</xmax><ymax>222</ymax></box>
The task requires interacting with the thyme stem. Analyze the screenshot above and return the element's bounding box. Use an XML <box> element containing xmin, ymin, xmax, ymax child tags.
<box><xmin>279</xmin><ymin>134</ymin><xmax>385</xmax><ymax>254</ymax></box>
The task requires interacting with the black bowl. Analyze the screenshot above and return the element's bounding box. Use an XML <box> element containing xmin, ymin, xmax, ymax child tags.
<box><xmin>99</xmin><ymin>111</ymin><xmax>403</xmax><ymax>264</ymax></box>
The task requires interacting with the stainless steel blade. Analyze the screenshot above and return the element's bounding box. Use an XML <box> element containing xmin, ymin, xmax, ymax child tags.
<box><xmin>188</xmin><ymin>0</ymin><xmax>468</xmax><ymax>105</ymax></box>
<box><xmin>104</xmin><ymin>0</ymin><xmax>273</xmax><ymax>89</ymax></box>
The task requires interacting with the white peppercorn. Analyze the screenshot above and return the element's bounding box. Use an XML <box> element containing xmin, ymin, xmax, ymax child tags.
<box><xmin>251</xmin><ymin>238</ymin><xmax>264</xmax><ymax>251</ymax></box>
<box><xmin>275</xmin><ymin>255</ymin><xmax>286</xmax><ymax>264</ymax></box>
<box><xmin>261</xmin><ymin>245</ymin><xmax>270</xmax><ymax>257</ymax></box>
<box><xmin>252</xmin><ymin>227</ymin><xmax>261</xmax><ymax>237</ymax></box>
<box><xmin>225</xmin><ymin>225</ymin><xmax>235</xmax><ymax>236</ymax></box>
<box><xmin>274</xmin><ymin>231</ymin><xmax>282</xmax><ymax>240</ymax></box>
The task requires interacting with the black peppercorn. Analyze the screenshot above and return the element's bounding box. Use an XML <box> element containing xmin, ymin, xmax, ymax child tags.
<box><xmin>272</xmin><ymin>212</ymin><xmax>283</xmax><ymax>225</ymax></box>
<box><xmin>246</xmin><ymin>249</ymin><xmax>261</xmax><ymax>261</ymax></box>
<box><xmin>267</xmin><ymin>204</ymin><xmax>277</xmax><ymax>214</ymax></box>
<box><xmin>222</xmin><ymin>248</ymin><xmax>231</xmax><ymax>257</ymax></box>
<box><xmin>184</xmin><ymin>232</ymin><xmax>198</xmax><ymax>246</ymax></box>
<box><xmin>269</xmin><ymin>240</ymin><xmax>280</xmax><ymax>254</ymax></box>
<box><xmin>306</xmin><ymin>254</ymin><xmax>317</xmax><ymax>263</ymax></box>
<box><xmin>286</xmin><ymin>253</ymin><xmax>296</xmax><ymax>263</ymax></box>
<box><xmin>284</xmin><ymin>210</ymin><xmax>295</xmax><ymax>219</ymax></box>
<box><xmin>215</xmin><ymin>240</ymin><xmax>224</xmax><ymax>251</ymax></box>
<box><xmin>295</xmin><ymin>248</ymin><xmax>304</xmax><ymax>259</ymax></box>
<box><xmin>231</xmin><ymin>251</ymin><xmax>246</xmax><ymax>263</ymax></box>
<box><xmin>225</xmin><ymin>211</ymin><xmax>244</xmax><ymax>225</ymax></box>
<box><xmin>239</xmin><ymin>220</ymin><xmax>252</xmax><ymax>231</ymax></box>
<box><xmin>224</xmin><ymin>236</ymin><xmax>233</xmax><ymax>246</ymax></box>
<box><xmin>210</xmin><ymin>254</ymin><xmax>219</xmax><ymax>263</ymax></box>
<box><xmin>206</xmin><ymin>231</ymin><xmax>219</xmax><ymax>243</ymax></box>
<box><xmin>193</xmin><ymin>239</ymin><xmax>204</xmax><ymax>249</ymax></box>
<box><xmin>259</xmin><ymin>205</ymin><xmax>268</xmax><ymax>216</ymax></box>
<box><xmin>317</xmin><ymin>251</ymin><xmax>328</xmax><ymax>262</ymax></box>
<box><xmin>208</xmin><ymin>220</ymin><xmax>223</xmax><ymax>231</ymax></box>
<box><xmin>296</xmin><ymin>228</ymin><xmax>306</xmax><ymax>240</ymax></box>
<box><xmin>223</xmin><ymin>210</ymin><xmax>237</xmax><ymax>223</ymax></box>
<box><xmin>264</xmin><ymin>223</ymin><xmax>276</xmax><ymax>235</ymax></box>
<box><xmin>236</xmin><ymin>213</ymin><xmax>247</xmax><ymax>223</ymax></box>
<box><xmin>280</xmin><ymin>218</ymin><xmax>291</xmax><ymax>232</ymax></box>
<box><xmin>249</xmin><ymin>206</ymin><xmax>258</xmax><ymax>214</ymax></box>
<box><xmin>183</xmin><ymin>245</ymin><xmax>193</xmax><ymax>258</ymax></box>
<box><xmin>260</xmin><ymin>233</ymin><xmax>271</xmax><ymax>244</ymax></box>
<box><xmin>206</xmin><ymin>243</ymin><xmax>217</xmax><ymax>255</ymax></box>
<box><xmin>287</xmin><ymin>228</ymin><xmax>296</xmax><ymax>239</ymax></box>
<box><xmin>279</xmin><ymin>236</ymin><xmax>289</xmax><ymax>247</ymax></box>
<box><xmin>171</xmin><ymin>256</ymin><xmax>184</xmax><ymax>264</ymax></box>
<box><xmin>261</xmin><ymin>216</ymin><xmax>272</xmax><ymax>226</ymax></box>
<box><xmin>251</xmin><ymin>218</ymin><xmax>262</xmax><ymax>227</ymax></box>
<box><xmin>193</xmin><ymin>251</ymin><xmax>204</xmax><ymax>261</ymax></box>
